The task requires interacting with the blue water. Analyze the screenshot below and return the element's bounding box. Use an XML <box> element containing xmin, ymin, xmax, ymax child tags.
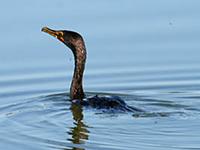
<box><xmin>1</xmin><ymin>0</ymin><xmax>200</xmax><ymax>149</ymax></box>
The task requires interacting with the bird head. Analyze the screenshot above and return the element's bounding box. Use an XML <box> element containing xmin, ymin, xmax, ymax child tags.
<box><xmin>41</xmin><ymin>27</ymin><xmax>85</xmax><ymax>53</ymax></box>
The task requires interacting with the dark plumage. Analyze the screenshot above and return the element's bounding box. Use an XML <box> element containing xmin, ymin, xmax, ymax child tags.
<box><xmin>42</xmin><ymin>27</ymin><xmax>143</xmax><ymax>112</ymax></box>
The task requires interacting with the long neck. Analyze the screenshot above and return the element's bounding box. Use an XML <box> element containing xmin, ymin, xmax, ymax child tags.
<box><xmin>70</xmin><ymin>43</ymin><xmax>86</xmax><ymax>100</ymax></box>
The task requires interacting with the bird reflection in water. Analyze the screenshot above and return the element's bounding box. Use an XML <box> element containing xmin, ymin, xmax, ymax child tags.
<box><xmin>67</xmin><ymin>104</ymin><xmax>89</xmax><ymax>150</ymax></box>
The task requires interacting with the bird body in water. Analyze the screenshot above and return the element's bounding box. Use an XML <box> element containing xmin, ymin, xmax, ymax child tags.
<box><xmin>42</xmin><ymin>27</ymin><xmax>143</xmax><ymax>112</ymax></box>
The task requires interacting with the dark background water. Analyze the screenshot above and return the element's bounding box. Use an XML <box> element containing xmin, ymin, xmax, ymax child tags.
<box><xmin>1</xmin><ymin>0</ymin><xmax>200</xmax><ymax>150</ymax></box>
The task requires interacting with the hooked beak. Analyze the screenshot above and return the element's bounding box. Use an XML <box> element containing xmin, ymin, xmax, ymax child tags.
<box><xmin>41</xmin><ymin>27</ymin><xmax>64</xmax><ymax>42</ymax></box>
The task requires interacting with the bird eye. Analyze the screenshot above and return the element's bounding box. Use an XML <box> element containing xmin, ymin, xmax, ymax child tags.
<box><xmin>58</xmin><ymin>32</ymin><xmax>64</xmax><ymax>36</ymax></box>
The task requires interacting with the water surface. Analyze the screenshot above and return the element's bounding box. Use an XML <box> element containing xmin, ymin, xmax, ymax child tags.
<box><xmin>1</xmin><ymin>0</ymin><xmax>200</xmax><ymax>149</ymax></box>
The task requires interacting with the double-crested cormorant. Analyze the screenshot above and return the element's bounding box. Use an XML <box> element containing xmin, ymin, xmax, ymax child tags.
<box><xmin>42</xmin><ymin>27</ymin><xmax>143</xmax><ymax>112</ymax></box>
